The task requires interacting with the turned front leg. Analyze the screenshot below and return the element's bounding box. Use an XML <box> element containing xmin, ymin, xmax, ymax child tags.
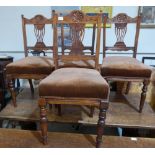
<box><xmin>96</xmin><ymin>100</ymin><xmax>109</xmax><ymax>148</ymax></box>
<box><xmin>139</xmin><ymin>80</ymin><xmax>149</xmax><ymax>113</ymax></box>
<box><xmin>39</xmin><ymin>98</ymin><xmax>48</xmax><ymax>145</ymax></box>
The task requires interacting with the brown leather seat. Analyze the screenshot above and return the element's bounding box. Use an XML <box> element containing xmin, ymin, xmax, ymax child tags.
<box><xmin>6</xmin><ymin>56</ymin><xmax>55</xmax><ymax>75</ymax></box>
<box><xmin>39</xmin><ymin>68</ymin><xmax>109</xmax><ymax>99</ymax></box>
<box><xmin>58</xmin><ymin>60</ymin><xmax>95</xmax><ymax>69</ymax></box>
<box><xmin>101</xmin><ymin>56</ymin><xmax>152</xmax><ymax>78</ymax></box>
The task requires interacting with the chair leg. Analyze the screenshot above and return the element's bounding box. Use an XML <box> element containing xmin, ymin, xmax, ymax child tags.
<box><xmin>139</xmin><ymin>80</ymin><xmax>150</xmax><ymax>113</ymax></box>
<box><xmin>39</xmin><ymin>98</ymin><xmax>48</xmax><ymax>145</ymax></box>
<box><xmin>28</xmin><ymin>79</ymin><xmax>34</xmax><ymax>93</ymax></box>
<box><xmin>125</xmin><ymin>81</ymin><xmax>131</xmax><ymax>94</ymax></box>
<box><xmin>8</xmin><ymin>79</ymin><xmax>17</xmax><ymax>107</ymax></box>
<box><xmin>55</xmin><ymin>104</ymin><xmax>62</xmax><ymax>116</ymax></box>
<box><xmin>90</xmin><ymin>106</ymin><xmax>95</xmax><ymax>117</ymax></box>
<box><xmin>57</xmin><ymin>105</ymin><xmax>62</xmax><ymax>116</ymax></box>
<box><xmin>96</xmin><ymin>100</ymin><xmax>109</xmax><ymax>148</ymax></box>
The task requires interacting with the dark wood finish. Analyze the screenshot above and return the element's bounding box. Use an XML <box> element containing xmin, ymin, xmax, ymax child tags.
<box><xmin>39</xmin><ymin>98</ymin><xmax>48</xmax><ymax>144</ymax></box>
<box><xmin>139</xmin><ymin>80</ymin><xmax>149</xmax><ymax>112</ymax></box>
<box><xmin>22</xmin><ymin>14</ymin><xmax>54</xmax><ymax>56</ymax></box>
<box><xmin>0</xmin><ymin>88</ymin><xmax>155</xmax><ymax>129</ymax></box>
<box><xmin>39</xmin><ymin>11</ymin><xmax>109</xmax><ymax>147</ymax></box>
<box><xmin>53</xmin><ymin>10</ymin><xmax>101</xmax><ymax>70</ymax></box>
<box><xmin>52</xmin><ymin>10</ymin><xmax>97</xmax><ymax>115</ymax></box>
<box><xmin>0</xmin><ymin>56</ymin><xmax>13</xmax><ymax>110</ymax></box>
<box><xmin>8</xmin><ymin>79</ymin><xmax>16</xmax><ymax>107</ymax></box>
<box><xmin>103</xmin><ymin>13</ymin><xmax>141</xmax><ymax>58</ymax></box>
<box><xmin>0</xmin><ymin>128</ymin><xmax>155</xmax><ymax>148</ymax></box>
<box><xmin>52</xmin><ymin>10</ymin><xmax>96</xmax><ymax>56</ymax></box>
<box><xmin>28</xmin><ymin>79</ymin><xmax>34</xmax><ymax>94</ymax></box>
<box><xmin>125</xmin><ymin>81</ymin><xmax>131</xmax><ymax>94</ymax></box>
<box><xmin>102</xmin><ymin>13</ymin><xmax>150</xmax><ymax>112</ymax></box>
<box><xmin>96</xmin><ymin>100</ymin><xmax>108</xmax><ymax>147</ymax></box>
<box><xmin>7</xmin><ymin>14</ymin><xmax>54</xmax><ymax>107</ymax></box>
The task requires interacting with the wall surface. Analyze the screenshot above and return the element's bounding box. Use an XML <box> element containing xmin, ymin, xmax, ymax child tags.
<box><xmin>0</xmin><ymin>6</ymin><xmax>155</xmax><ymax>64</ymax></box>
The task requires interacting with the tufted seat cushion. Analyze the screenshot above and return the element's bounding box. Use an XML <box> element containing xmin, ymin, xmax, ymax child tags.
<box><xmin>101</xmin><ymin>56</ymin><xmax>152</xmax><ymax>78</ymax></box>
<box><xmin>6</xmin><ymin>56</ymin><xmax>55</xmax><ymax>75</ymax></box>
<box><xmin>39</xmin><ymin>68</ymin><xmax>109</xmax><ymax>99</ymax></box>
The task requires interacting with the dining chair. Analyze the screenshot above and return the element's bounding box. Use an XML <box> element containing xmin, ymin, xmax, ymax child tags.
<box><xmin>52</xmin><ymin>10</ymin><xmax>97</xmax><ymax>116</ymax></box>
<box><xmin>38</xmin><ymin>10</ymin><xmax>110</xmax><ymax>147</ymax></box>
<box><xmin>6</xmin><ymin>14</ymin><xmax>55</xmax><ymax>107</ymax></box>
<box><xmin>100</xmin><ymin>13</ymin><xmax>152</xmax><ymax>112</ymax></box>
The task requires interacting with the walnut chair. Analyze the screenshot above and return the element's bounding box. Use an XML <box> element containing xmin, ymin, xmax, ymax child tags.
<box><xmin>100</xmin><ymin>13</ymin><xmax>152</xmax><ymax>113</ymax></box>
<box><xmin>6</xmin><ymin>14</ymin><xmax>55</xmax><ymax>107</ymax></box>
<box><xmin>38</xmin><ymin>11</ymin><xmax>110</xmax><ymax>148</ymax></box>
<box><xmin>52</xmin><ymin>10</ymin><xmax>97</xmax><ymax>116</ymax></box>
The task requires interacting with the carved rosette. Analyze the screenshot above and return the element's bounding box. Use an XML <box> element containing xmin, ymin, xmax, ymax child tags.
<box><xmin>114</xmin><ymin>13</ymin><xmax>128</xmax><ymax>48</ymax></box>
<box><xmin>33</xmin><ymin>15</ymin><xmax>46</xmax><ymax>50</ymax></box>
<box><xmin>69</xmin><ymin>10</ymin><xmax>85</xmax><ymax>55</ymax></box>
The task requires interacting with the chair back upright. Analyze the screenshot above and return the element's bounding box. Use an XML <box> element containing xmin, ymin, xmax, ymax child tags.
<box><xmin>53</xmin><ymin>10</ymin><xmax>102</xmax><ymax>70</ymax></box>
<box><xmin>103</xmin><ymin>13</ymin><xmax>141</xmax><ymax>58</ymax></box>
<box><xmin>22</xmin><ymin>14</ymin><xmax>54</xmax><ymax>57</ymax></box>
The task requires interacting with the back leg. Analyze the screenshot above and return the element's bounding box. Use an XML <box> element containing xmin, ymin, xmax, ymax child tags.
<box><xmin>28</xmin><ymin>79</ymin><xmax>34</xmax><ymax>93</ymax></box>
<box><xmin>8</xmin><ymin>79</ymin><xmax>17</xmax><ymax>107</ymax></box>
<box><xmin>125</xmin><ymin>81</ymin><xmax>131</xmax><ymax>94</ymax></box>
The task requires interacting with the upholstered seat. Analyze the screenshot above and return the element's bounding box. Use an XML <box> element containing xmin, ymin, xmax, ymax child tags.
<box><xmin>58</xmin><ymin>60</ymin><xmax>95</xmax><ymax>69</ymax></box>
<box><xmin>101</xmin><ymin>56</ymin><xmax>152</xmax><ymax>78</ymax></box>
<box><xmin>39</xmin><ymin>68</ymin><xmax>109</xmax><ymax>99</ymax></box>
<box><xmin>6</xmin><ymin>56</ymin><xmax>55</xmax><ymax>75</ymax></box>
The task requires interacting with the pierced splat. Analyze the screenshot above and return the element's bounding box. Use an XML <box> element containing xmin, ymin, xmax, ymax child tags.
<box><xmin>113</xmin><ymin>14</ymin><xmax>128</xmax><ymax>48</ymax></box>
<box><xmin>69</xmin><ymin>10</ymin><xmax>85</xmax><ymax>55</ymax></box>
<box><xmin>33</xmin><ymin>15</ymin><xmax>46</xmax><ymax>50</ymax></box>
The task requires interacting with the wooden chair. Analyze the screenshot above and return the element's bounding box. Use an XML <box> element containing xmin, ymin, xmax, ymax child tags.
<box><xmin>6</xmin><ymin>14</ymin><xmax>55</xmax><ymax>107</ymax></box>
<box><xmin>52</xmin><ymin>10</ymin><xmax>97</xmax><ymax>116</ymax></box>
<box><xmin>100</xmin><ymin>13</ymin><xmax>152</xmax><ymax>113</ymax></box>
<box><xmin>38</xmin><ymin>10</ymin><xmax>110</xmax><ymax>148</ymax></box>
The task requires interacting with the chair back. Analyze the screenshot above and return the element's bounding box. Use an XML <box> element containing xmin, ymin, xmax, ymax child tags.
<box><xmin>103</xmin><ymin>13</ymin><xmax>141</xmax><ymax>58</ymax></box>
<box><xmin>52</xmin><ymin>10</ymin><xmax>96</xmax><ymax>56</ymax></box>
<box><xmin>53</xmin><ymin>10</ymin><xmax>102</xmax><ymax>70</ymax></box>
<box><xmin>22</xmin><ymin>14</ymin><xmax>54</xmax><ymax>57</ymax></box>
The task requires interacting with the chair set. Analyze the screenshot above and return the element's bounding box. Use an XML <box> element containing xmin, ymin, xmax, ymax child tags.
<box><xmin>6</xmin><ymin>10</ymin><xmax>152</xmax><ymax>147</ymax></box>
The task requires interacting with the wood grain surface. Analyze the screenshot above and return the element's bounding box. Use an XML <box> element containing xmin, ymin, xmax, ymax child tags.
<box><xmin>0</xmin><ymin>87</ymin><xmax>155</xmax><ymax>129</ymax></box>
<box><xmin>0</xmin><ymin>128</ymin><xmax>155</xmax><ymax>148</ymax></box>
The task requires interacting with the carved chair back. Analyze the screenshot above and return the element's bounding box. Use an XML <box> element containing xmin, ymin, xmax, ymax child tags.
<box><xmin>52</xmin><ymin>10</ymin><xmax>97</xmax><ymax>56</ymax></box>
<box><xmin>53</xmin><ymin>10</ymin><xmax>102</xmax><ymax>70</ymax></box>
<box><xmin>103</xmin><ymin>13</ymin><xmax>141</xmax><ymax>58</ymax></box>
<box><xmin>22</xmin><ymin>14</ymin><xmax>54</xmax><ymax>57</ymax></box>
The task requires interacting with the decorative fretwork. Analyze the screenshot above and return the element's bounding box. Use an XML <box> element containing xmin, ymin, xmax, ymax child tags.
<box><xmin>69</xmin><ymin>10</ymin><xmax>85</xmax><ymax>55</ymax></box>
<box><xmin>33</xmin><ymin>15</ymin><xmax>46</xmax><ymax>50</ymax></box>
<box><xmin>113</xmin><ymin>13</ymin><xmax>128</xmax><ymax>48</ymax></box>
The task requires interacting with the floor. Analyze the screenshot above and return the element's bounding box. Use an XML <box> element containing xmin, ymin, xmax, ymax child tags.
<box><xmin>0</xmin><ymin>80</ymin><xmax>155</xmax><ymax>147</ymax></box>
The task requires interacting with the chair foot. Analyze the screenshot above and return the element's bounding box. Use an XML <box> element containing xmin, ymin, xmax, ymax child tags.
<box><xmin>8</xmin><ymin>79</ymin><xmax>17</xmax><ymax>107</ymax></box>
<box><xmin>39</xmin><ymin>98</ymin><xmax>48</xmax><ymax>145</ymax></box>
<box><xmin>28</xmin><ymin>79</ymin><xmax>34</xmax><ymax>94</ymax></box>
<box><xmin>96</xmin><ymin>100</ymin><xmax>109</xmax><ymax>148</ymax></box>
<box><xmin>42</xmin><ymin>136</ymin><xmax>48</xmax><ymax>145</ymax></box>
<box><xmin>139</xmin><ymin>80</ymin><xmax>149</xmax><ymax>113</ymax></box>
